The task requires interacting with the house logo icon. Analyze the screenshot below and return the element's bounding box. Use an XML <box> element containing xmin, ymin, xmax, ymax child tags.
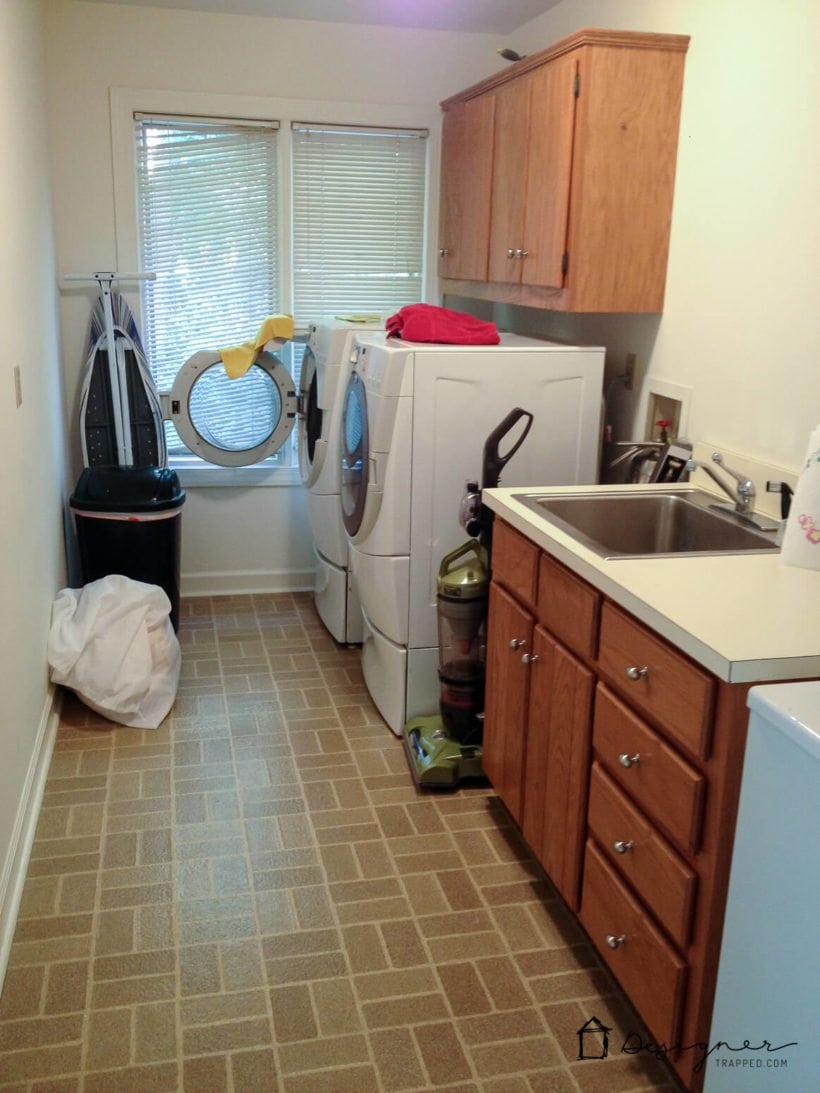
<box><xmin>577</xmin><ymin>1016</ymin><xmax>613</xmax><ymax>1060</ymax></box>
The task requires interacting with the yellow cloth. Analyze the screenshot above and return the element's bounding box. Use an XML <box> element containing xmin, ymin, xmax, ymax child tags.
<box><xmin>219</xmin><ymin>314</ymin><xmax>295</xmax><ymax>379</ymax></box>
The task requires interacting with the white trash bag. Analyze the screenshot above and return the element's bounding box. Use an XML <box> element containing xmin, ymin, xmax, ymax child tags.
<box><xmin>48</xmin><ymin>574</ymin><xmax>181</xmax><ymax>729</ymax></box>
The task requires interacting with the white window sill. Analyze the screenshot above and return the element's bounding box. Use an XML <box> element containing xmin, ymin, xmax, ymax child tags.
<box><xmin>169</xmin><ymin>457</ymin><xmax>302</xmax><ymax>488</ymax></box>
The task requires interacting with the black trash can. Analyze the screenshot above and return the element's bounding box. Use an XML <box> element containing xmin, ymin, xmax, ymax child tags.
<box><xmin>70</xmin><ymin>466</ymin><xmax>186</xmax><ymax>631</ymax></box>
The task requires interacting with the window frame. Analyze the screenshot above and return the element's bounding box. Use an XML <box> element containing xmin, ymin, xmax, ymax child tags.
<box><xmin>111</xmin><ymin>86</ymin><xmax>441</xmax><ymax>488</ymax></box>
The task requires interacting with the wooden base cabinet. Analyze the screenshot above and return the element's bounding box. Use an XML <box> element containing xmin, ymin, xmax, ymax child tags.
<box><xmin>439</xmin><ymin>28</ymin><xmax>689</xmax><ymax>312</ymax></box>
<box><xmin>485</xmin><ymin>521</ymin><xmax>598</xmax><ymax>909</ymax></box>
<box><xmin>483</xmin><ymin>581</ymin><xmax>534</xmax><ymax>823</ymax></box>
<box><xmin>482</xmin><ymin>518</ymin><xmax>794</xmax><ymax>1091</ymax></box>
<box><xmin>521</xmin><ymin>627</ymin><xmax>594</xmax><ymax>911</ymax></box>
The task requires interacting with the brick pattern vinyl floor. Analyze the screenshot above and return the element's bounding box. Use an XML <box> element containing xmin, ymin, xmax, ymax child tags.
<box><xmin>0</xmin><ymin>594</ymin><xmax>681</xmax><ymax>1092</ymax></box>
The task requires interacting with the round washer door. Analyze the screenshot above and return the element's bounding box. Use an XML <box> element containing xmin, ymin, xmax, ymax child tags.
<box><xmin>340</xmin><ymin>370</ymin><xmax>369</xmax><ymax>537</ymax></box>
<box><xmin>297</xmin><ymin>343</ymin><xmax>324</xmax><ymax>486</ymax></box>
<box><xmin>168</xmin><ymin>349</ymin><xmax>296</xmax><ymax>467</ymax></box>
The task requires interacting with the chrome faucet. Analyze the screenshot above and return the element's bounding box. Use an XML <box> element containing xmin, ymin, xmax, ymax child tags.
<box><xmin>685</xmin><ymin>452</ymin><xmax>756</xmax><ymax>515</ymax></box>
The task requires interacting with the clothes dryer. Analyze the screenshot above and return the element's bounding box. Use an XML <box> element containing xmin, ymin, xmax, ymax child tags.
<box><xmin>297</xmin><ymin>317</ymin><xmax>384</xmax><ymax>643</ymax></box>
<box><xmin>339</xmin><ymin>333</ymin><xmax>605</xmax><ymax>734</ymax></box>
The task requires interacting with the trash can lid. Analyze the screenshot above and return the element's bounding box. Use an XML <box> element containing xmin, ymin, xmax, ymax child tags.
<box><xmin>70</xmin><ymin>465</ymin><xmax>186</xmax><ymax>513</ymax></box>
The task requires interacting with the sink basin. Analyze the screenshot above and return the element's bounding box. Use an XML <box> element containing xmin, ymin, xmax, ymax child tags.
<box><xmin>514</xmin><ymin>488</ymin><xmax>780</xmax><ymax>559</ymax></box>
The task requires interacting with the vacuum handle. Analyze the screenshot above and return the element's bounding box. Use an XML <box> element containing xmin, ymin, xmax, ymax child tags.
<box><xmin>439</xmin><ymin>539</ymin><xmax>487</xmax><ymax>578</ymax></box>
<box><xmin>482</xmin><ymin>407</ymin><xmax>534</xmax><ymax>488</ymax></box>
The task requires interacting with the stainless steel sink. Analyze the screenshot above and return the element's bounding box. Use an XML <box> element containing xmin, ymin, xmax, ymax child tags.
<box><xmin>514</xmin><ymin>488</ymin><xmax>781</xmax><ymax>559</ymax></box>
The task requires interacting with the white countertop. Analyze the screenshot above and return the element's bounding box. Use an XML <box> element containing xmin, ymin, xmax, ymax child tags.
<box><xmin>483</xmin><ymin>483</ymin><xmax>820</xmax><ymax>684</ymax></box>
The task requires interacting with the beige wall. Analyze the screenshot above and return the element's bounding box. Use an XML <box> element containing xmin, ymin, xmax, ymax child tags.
<box><xmin>44</xmin><ymin>0</ymin><xmax>503</xmax><ymax>593</ymax></box>
<box><xmin>494</xmin><ymin>0</ymin><xmax>820</xmax><ymax>475</ymax></box>
<box><xmin>0</xmin><ymin>0</ymin><xmax>68</xmax><ymax>973</ymax></box>
<box><xmin>40</xmin><ymin>0</ymin><xmax>820</xmax><ymax>587</ymax></box>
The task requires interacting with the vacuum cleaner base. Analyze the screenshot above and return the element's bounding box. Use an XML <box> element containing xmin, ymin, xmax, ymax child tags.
<box><xmin>402</xmin><ymin>715</ymin><xmax>485</xmax><ymax>789</ymax></box>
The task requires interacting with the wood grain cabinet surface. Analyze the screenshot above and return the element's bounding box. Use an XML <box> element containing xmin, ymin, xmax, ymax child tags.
<box><xmin>437</xmin><ymin>96</ymin><xmax>494</xmax><ymax>281</ymax></box>
<box><xmin>481</xmin><ymin>518</ymin><xmax>788</xmax><ymax>1091</ymax></box>
<box><xmin>483</xmin><ymin>581</ymin><xmax>534</xmax><ymax>823</ymax></box>
<box><xmin>439</xmin><ymin>28</ymin><xmax>689</xmax><ymax>312</ymax></box>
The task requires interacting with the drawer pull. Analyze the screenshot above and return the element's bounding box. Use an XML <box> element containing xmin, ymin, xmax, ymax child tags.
<box><xmin>619</xmin><ymin>752</ymin><xmax>641</xmax><ymax>769</ymax></box>
<box><xmin>506</xmin><ymin>248</ymin><xmax>516</xmax><ymax>259</ymax></box>
<box><xmin>626</xmin><ymin>665</ymin><xmax>649</xmax><ymax>681</ymax></box>
<box><xmin>521</xmin><ymin>652</ymin><xmax>539</xmax><ymax>666</ymax></box>
<box><xmin>613</xmin><ymin>839</ymin><xmax>634</xmax><ymax>854</ymax></box>
<box><xmin>509</xmin><ymin>638</ymin><xmax>527</xmax><ymax>650</ymax></box>
<box><xmin>515</xmin><ymin>248</ymin><xmax>530</xmax><ymax>259</ymax></box>
<box><xmin>438</xmin><ymin>247</ymin><xmax>450</xmax><ymax>257</ymax></box>
<box><xmin>606</xmin><ymin>933</ymin><xmax>627</xmax><ymax>949</ymax></box>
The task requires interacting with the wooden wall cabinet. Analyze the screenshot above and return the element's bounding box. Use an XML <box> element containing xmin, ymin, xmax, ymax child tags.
<box><xmin>436</xmin><ymin>96</ymin><xmax>495</xmax><ymax>281</ymax></box>
<box><xmin>482</xmin><ymin>518</ymin><xmax>776</xmax><ymax>1091</ymax></box>
<box><xmin>439</xmin><ymin>29</ymin><xmax>689</xmax><ymax>312</ymax></box>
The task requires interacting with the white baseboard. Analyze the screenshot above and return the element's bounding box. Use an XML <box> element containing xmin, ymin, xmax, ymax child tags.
<box><xmin>0</xmin><ymin>687</ymin><xmax>62</xmax><ymax>990</ymax></box>
<box><xmin>180</xmin><ymin>568</ymin><xmax>315</xmax><ymax>597</ymax></box>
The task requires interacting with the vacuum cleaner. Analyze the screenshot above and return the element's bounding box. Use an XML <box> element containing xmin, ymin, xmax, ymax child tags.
<box><xmin>402</xmin><ymin>408</ymin><xmax>534</xmax><ymax>788</ymax></box>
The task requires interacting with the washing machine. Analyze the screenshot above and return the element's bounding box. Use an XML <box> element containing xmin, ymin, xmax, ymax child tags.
<box><xmin>297</xmin><ymin>317</ymin><xmax>384</xmax><ymax>643</ymax></box>
<box><xmin>163</xmin><ymin>344</ymin><xmax>298</xmax><ymax>467</ymax></box>
<box><xmin>339</xmin><ymin>332</ymin><xmax>605</xmax><ymax>735</ymax></box>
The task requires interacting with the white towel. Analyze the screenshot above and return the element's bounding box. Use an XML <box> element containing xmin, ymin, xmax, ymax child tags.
<box><xmin>780</xmin><ymin>424</ymin><xmax>820</xmax><ymax>571</ymax></box>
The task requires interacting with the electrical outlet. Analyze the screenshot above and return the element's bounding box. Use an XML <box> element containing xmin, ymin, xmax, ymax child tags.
<box><xmin>13</xmin><ymin>365</ymin><xmax>22</xmax><ymax>408</ymax></box>
<box><xmin>624</xmin><ymin>352</ymin><xmax>636</xmax><ymax>391</ymax></box>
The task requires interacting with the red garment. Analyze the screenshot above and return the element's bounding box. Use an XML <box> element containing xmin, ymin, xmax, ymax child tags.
<box><xmin>386</xmin><ymin>303</ymin><xmax>500</xmax><ymax>345</ymax></box>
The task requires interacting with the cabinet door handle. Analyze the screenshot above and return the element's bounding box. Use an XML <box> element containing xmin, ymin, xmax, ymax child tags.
<box><xmin>438</xmin><ymin>247</ymin><xmax>449</xmax><ymax>257</ymax></box>
<box><xmin>509</xmin><ymin>638</ymin><xmax>527</xmax><ymax>650</ymax></box>
<box><xmin>515</xmin><ymin>248</ymin><xmax>529</xmax><ymax>259</ymax></box>
<box><xmin>613</xmin><ymin>839</ymin><xmax>634</xmax><ymax>854</ymax></box>
<box><xmin>626</xmin><ymin>665</ymin><xmax>649</xmax><ymax>681</ymax></box>
<box><xmin>506</xmin><ymin>248</ymin><xmax>516</xmax><ymax>259</ymax></box>
<box><xmin>618</xmin><ymin>753</ymin><xmax>641</xmax><ymax>769</ymax></box>
<box><xmin>606</xmin><ymin>934</ymin><xmax>626</xmax><ymax>949</ymax></box>
<box><xmin>521</xmin><ymin>652</ymin><xmax>539</xmax><ymax>665</ymax></box>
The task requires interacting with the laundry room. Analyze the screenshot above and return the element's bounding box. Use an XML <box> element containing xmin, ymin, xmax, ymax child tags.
<box><xmin>2</xmin><ymin>1</ymin><xmax>819</xmax><ymax>1090</ymax></box>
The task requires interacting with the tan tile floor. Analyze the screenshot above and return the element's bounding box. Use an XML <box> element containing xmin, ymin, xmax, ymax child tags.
<box><xmin>0</xmin><ymin>594</ymin><xmax>682</xmax><ymax>1092</ymax></box>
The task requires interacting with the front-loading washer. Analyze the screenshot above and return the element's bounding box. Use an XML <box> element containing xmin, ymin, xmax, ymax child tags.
<box><xmin>339</xmin><ymin>332</ymin><xmax>606</xmax><ymax>735</ymax></box>
<box><xmin>163</xmin><ymin>345</ymin><xmax>298</xmax><ymax>466</ymax></box>
<box><xmin>297</xmin><ymin>317</ymin><xmax>384</xmax><ymax>643</ymax></box>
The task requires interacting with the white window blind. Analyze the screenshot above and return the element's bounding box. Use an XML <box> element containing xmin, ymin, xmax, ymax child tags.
<box><xmin>291</xmin><ymin>123</ymin><xmax>427</xmax><ymax>319</ymax></box>
<box><xmin>134</xmin><ymin>115</ymin><xmax>281</xmax><ymax>457</ymax></box>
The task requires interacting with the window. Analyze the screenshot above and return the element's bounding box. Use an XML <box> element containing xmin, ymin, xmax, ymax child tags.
<box><xmin>133</xmin><ymin>111</ymin><xmax>427</xmax><ymax>477</ymax></box>
<box><xmin>135</xmin><ymin>115</ymin><xmax>285</xmax><ymax>463</ymax></box>
<box><xmin>291</xmin><ymin>123</ymin><xmax>426</xmax><ymax>318</ymax></box>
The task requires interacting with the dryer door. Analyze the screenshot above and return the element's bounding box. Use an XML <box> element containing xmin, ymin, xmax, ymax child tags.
<box><xmin>167</xmin><ymin>349</ymin><xmax>296</xmax><ymax>467</ymax></box>
<box><xmin>297</xmin><ymin>343</ymin><xmax>323</xmax><ymax>485</ymax></box>
<box><xmin>340</xmin><ymin>370</ymin><xmax>369</xmax><ymax>537</ymax></box>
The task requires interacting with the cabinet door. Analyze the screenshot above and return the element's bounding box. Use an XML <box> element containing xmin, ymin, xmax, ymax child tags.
<box><xmin>483</xmin><ymin>582</ymin><xmax>534</xmax><ymax>822</ymax></box>
<box><xmin>565</xmin><ymin>43</ymin><xmax>687</xmax><ymax>311</ymax></box>
<box><xmin>438</xmin><ymin>97</ymin><xmax>495</xmax><ymax>281</ymax></box>
<box><xmin>521</xmin><ymin>627</ymin><xmax>594</xmax><ymax>910</ymax></box>
<box><xmin>521</xmin><ymin>52</ymin><xmax>578</xmax><ymax>289</ymax></box>
<box><xmin>487</xmin><ymin>78</ymin><xmax>531</xmax><ymax>284</ymax></box>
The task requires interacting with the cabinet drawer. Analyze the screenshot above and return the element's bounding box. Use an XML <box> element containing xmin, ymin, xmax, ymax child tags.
<box><xmin>593</xmin><ymin>685</ymin><xmax>705</xmax><ymax>853</ymax></box>
<box><xmin>537</xmin><ymin>554</ymin><xmax>600</xmax><ymax>658</ymax></box>
<box><xmin>598</xmin><ymin>602</ymin><xmax>715</xmax><ymax>759</ymax></box>
<box><xmin>588</xmin><ymin>762</ymin><xmax>697</xmax><ymax>948</ymax></box>
<box><xmin>581</xmin><ymin>839</ymin><xmax>687</xmax><ymax>1049</ymax></box>
<box><xmin>492</xmin><ymin>520</ymin><xmax>539</xmax><ymax>608</ymax></box>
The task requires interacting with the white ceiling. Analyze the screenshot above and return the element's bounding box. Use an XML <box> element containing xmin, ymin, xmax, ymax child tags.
<box><xmin>80</xmin><ymin>0</ymin><xmax>561</xmax><ymax>34</ymax></box>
